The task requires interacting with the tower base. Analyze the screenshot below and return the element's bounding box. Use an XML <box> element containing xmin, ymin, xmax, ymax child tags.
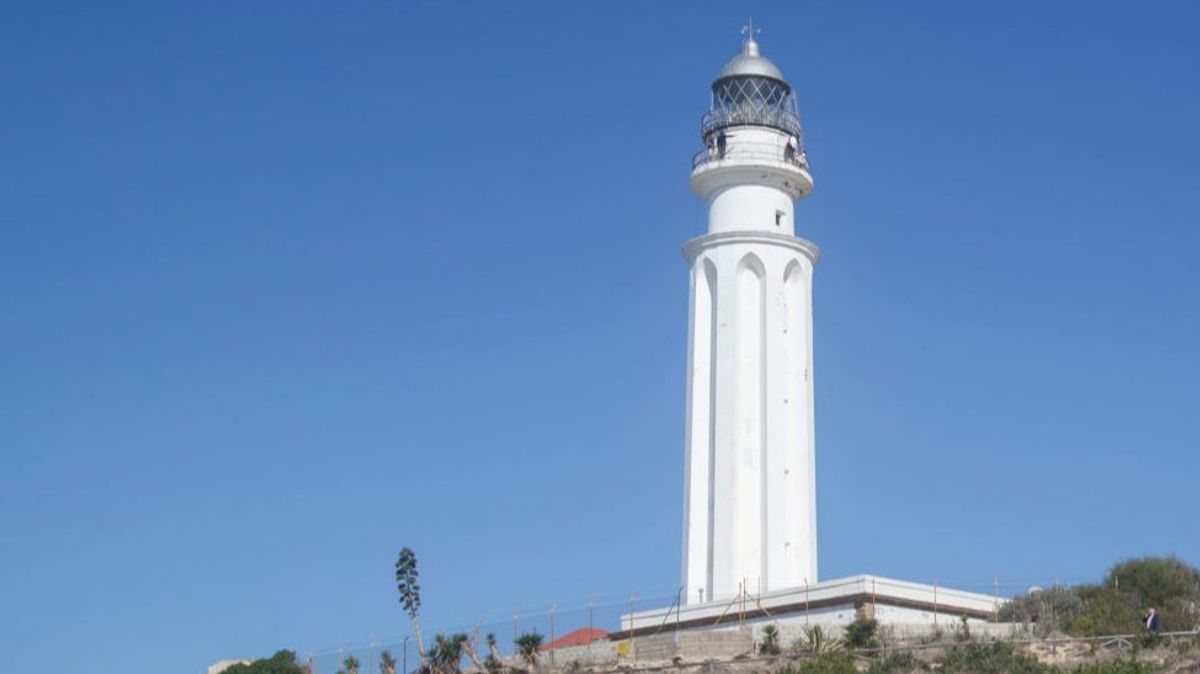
<box><xmin>621</xmin><ymin>575</ymin><xmax>1005</xmax><ymax>636</ymax></box>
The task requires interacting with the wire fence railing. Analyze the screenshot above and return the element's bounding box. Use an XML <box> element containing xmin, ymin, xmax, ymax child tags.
<box><xmin>301</xmin><ymin>576</ymin><xmax>1150</xmax><ymax>674</ymax></box>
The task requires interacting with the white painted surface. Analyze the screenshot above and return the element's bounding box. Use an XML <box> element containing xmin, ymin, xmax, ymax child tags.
<box><xmin>682</xmin><ymin>109</ymin><xmax>819</xmax><ymax>605</ymax></box>
<box><xmin>627</xmin><ymin>575</ymin><xmax>1005</xmax><ymax>631</ymax></box>
<box><xmin>207</xmin><ymin>660</ymin><xmax>251</xmax><ymax>674</ymax></box>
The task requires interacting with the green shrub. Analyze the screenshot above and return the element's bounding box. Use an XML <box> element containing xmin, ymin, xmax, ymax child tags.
<box><xmin>938</xmin><ymin>643</ymin><xmax>1048</xmax><ymax>674</ymax></box>
<box><xmin>1060</xmin><ymin>585</ymin><xmax>1140</xmax><ymax>637</ymax></box>
<box><xmin>844</xmin><ymin>617</ymin><xmax>879</xmax><ymax>649</ymax></box>
<box><xmin>1105</xmin><ymin>557</ymin><xmax>1200</xmax><ymax>609</ymax></box>
<box><xmin>776</xmin><ymin>653</ymin><xmax>858</xmax><ymax>674</ymax></box>
<box><xmin>760</xmin><ymin>624</ymin><xmax>782</xmax><ymax>655</ymax></box>
<box><xmin>224</xmin><ymin>651</ymin><xmax>307</xmax><ymax>674</ymax></box>
<box><xmin>1070</xmin><ymin>659</ymin><xmax>1160</xmax><ymax>674</ymax></box>
<box><xmin>866</xmin><ymin>652</ymin><xmax>927</xmax><ymax>674</ymax></box>
<box><xmin>999</xmin><ymin>586</ymin><xmax>1084</xmax><ymax>634</ymax></box>
<box><xmin>1000</xmin><ymin>556</ymin><xmax>1200</xmax><ymax>637</ymax></box>
<box><xmin>1174</xmin><ymin>635</ymin><xmax>1200</xmax><ymax>655</ymax></box>
<box><xmin>792</xmin><ymin>625</ymin><xmax>842</xmax><ymax>655</ymax></box>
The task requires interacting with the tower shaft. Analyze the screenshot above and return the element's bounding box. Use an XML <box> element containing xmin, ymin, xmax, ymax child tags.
<box><xmin>681</xmin><ymin>36</ymin><xmax>818</xmax><ymax>605</ymax></box>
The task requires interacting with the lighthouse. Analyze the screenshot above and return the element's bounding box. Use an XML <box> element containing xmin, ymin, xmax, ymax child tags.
<box><xmin>624</xmin><ymin>30</ymin><xmax>1003</xmax><ymax>636</ymax></box>
<box><xmin>681</xmin><ymin>31</ymin><xmax>818</xmax><ymax>605</ymax></box>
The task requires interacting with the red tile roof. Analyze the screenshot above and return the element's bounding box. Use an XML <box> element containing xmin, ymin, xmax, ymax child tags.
<box><xmin>539</xmin><ymin>628</ymin><xmax>608</xmax><ymax>651</ymax></box>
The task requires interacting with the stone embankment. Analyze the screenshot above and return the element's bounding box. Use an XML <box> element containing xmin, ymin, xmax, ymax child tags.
<box><xmin>514</xmin><ymin>631</ymin><xmax>1200</xmax><ymax>674</ymax></box>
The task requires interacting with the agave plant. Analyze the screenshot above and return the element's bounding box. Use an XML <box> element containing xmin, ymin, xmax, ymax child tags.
<box><xmin>379</xmin><ymin>650</ymin><xmax>397</xmax><ymax>674</ymax></box>
<box><xmin>395</xmin><ymin>548</ymin><xmax>425</xmax><ymax>663</ymax></box>
<box><xmin>792</xmin><ymin>624</ymin><xmax>841</xmax><ymax>655</ymax></box>
<box><xmin>483</xmin><ymin>633</ymin><xmax>503</xmax><ymax>674</ymax></box>
<box><xmin>514</xmin><ymin>633</ymin><xmax>543</xmax><ymax>668</ymax></box>
<box><xmin>429</xmin><ymin>633</ymin><xmax>469</xmax><ymax>674</ymax></box>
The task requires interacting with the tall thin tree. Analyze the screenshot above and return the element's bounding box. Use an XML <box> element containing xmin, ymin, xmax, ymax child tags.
<box><xmin>395</xmin><ymin>547</ymin><xmax>426</xmax><ymax>662</ymax></box>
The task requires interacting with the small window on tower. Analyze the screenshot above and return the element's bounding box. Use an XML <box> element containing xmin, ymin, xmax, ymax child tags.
<box><xmin>775</xmin><ymin>210</ymin><xmax>785</xmax><ymax>227</ymax></box>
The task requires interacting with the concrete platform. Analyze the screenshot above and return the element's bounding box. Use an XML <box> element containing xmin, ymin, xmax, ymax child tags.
<box><xmin>619</xmin><ymin>575</ymin><xmax>1004</xmax><ymax>636</ymax></box>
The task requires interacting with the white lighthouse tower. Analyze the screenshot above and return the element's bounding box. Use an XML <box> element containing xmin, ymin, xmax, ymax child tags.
<box><xmin>624</xmin><ymin>31</ymin><xmax>1004</xmax><ymax>635</ymax></box>
<box><xmin>681</xmin><ymin>31</ymin><xmax>818</xmax><ymax>605</ymax></box>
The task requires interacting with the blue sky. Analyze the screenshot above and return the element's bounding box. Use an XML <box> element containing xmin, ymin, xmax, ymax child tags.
<box><xmin>2</xmin><ymin>1</ymin><xmax>1199</xmax><ymax>672</ymax></box>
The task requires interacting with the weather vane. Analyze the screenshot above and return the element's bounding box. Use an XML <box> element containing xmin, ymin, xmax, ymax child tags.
<box><xmin>741</xmin><ymin>17</ymin><xmax>761</xmax><ymax>41</ymax></box>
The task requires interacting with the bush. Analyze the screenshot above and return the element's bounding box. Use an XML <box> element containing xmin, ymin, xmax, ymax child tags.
<box><xmin>1105</xmin><ymin>557</ymin><xmax>1200</xmax><ymax>608</ymax></box>
<box><xmin>1070</xmin><ymin>660</ymin><xmax>1159</xmax><ymax>674</ymax></box>
<box><xmin>938</xmin><ymin>643</ymin><xmax>1048</xmax><ymax>674</ymax></box>
<box><xmin>866</xmin><ymin>652</ymin><xmax>928</xmax><ymax>674</ymax></box>
<box><xmin>844</xmin><ymin>617</ymin><xmax>880</xmax><ymax>649</ymax></box>
<box><xmin>792</xmin><ymin>625</ymin><xmax>841</xmax><ymax>655</ymax></box>
<box><xmin>776</xmin><ymin>653</ymin><xmax>858</xmax><ymax>674</ymax></box>
<box><xmin>1061</xmin><ymin>585</ymin><xmax>1140</xmax><ymax>637</ymax></box>
<box><xmin>1175</xmin><ymin>635</ymin><xmax>1200</xmax><ymax>655</ymax></box>
<box><xmin>999</xmin><ymin>586</ymin><xmax>1085</xmax><ymax>633</ymax></box>
<box><xmin>760</xmin><ymin>624</ymin><xmax>782</xmax><ymax>655</ymax></box>
<box><xmin>999</xmin><ymin>556</ymin><xmax>1200</xmax><ymax>637</ymax></box>
<box><xmin>224</xmin><ymin>651</ymin><xmax>307</xmax><ymax>674</ymax></box>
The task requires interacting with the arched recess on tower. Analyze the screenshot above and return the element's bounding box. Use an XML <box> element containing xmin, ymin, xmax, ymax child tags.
<box><xmin>733</xmin><ymin>252</ymin><xmax>767</xmax><ymax>593</ymax></box>
<box><xmin>684</xmin><ymin>257</ymin><xmax>720</xmax><ymax>601</ymax></box>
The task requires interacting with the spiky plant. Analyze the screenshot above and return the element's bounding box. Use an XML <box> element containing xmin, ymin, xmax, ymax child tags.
<box><xmin>793</xmin><ymin>624</ymin><xmax>841</xmax><ymax>655</ymax></box>
<box><xmin>514</xmin><ymin>633</ymin><xmax>543</xmax><ymax>668</ymax></box>
<box><xmin>395</xmin><ymin>547</ymin><xmax>425</xmax><ymax>662</ymax></box>
<box><xmin>429</xmin><ymin>633</ymin><xmax>469</xmax><ymax>674</ymax></box>
<box><xmin>379</xmin><ymin>650</ymin><xmax>397</xmax><ymax>674</ymax></box>
<box><xmin>759</xmin><ymin>624</ymin><xmax>782</xmax><ymax>655</ymax></box>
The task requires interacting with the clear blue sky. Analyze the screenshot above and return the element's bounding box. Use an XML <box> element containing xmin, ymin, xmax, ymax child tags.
<box><xmin>2</xmin><ymin>2</ymin><xmax>1198</xmax><ymax>672</ymax></box>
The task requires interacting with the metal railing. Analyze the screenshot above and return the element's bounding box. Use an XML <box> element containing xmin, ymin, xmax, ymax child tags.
<box><xmin>701</xmin><ymin>105</ymin><xmax>803</xmax><ymax>138</ymax></box>
<box><xmin>692</xmin><ymin>141</ymin><xmax>810</xmax><ymax>171</ymax></box>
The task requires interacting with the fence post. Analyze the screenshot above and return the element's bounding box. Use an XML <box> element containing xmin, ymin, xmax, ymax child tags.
<box><xmin>550</xmin><ymin>604</ymin><xmax>556</xmax><ymax>667</ymax></box>
<box><xmin>677</xmin><ymin>586</ymin><xmax>684</xmax><ymax>629</ymax></box>
<box><xmin>994</xmin><ymin>578</ymin><xmax>1000</xmax><ymax>623</ymax></box>
<box><xmin>630</xmin><ymin>593</ymin><xmax>637</xmax><ymax>664</ymax></box>
<box><xmin>934</xmin><ymin>581</ymin><xmax>939</xmax><ymax>628</ymax></box>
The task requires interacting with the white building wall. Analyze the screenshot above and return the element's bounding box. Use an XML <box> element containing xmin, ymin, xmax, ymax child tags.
<box><xmin>682</xmin><ymin>233</ymin><xmax>818</xmax><ymax>603</ymax></box>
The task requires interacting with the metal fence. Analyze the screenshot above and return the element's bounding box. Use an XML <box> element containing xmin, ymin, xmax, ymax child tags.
<box><xmin>691</xmin><ymin>141</ymin><xmax>810</xmax><ymax>170</ymax></box>
<box><xmin>301</xmin><ymin>576</ymin><xmax>1136</xmax><ymax>674</ymax></box>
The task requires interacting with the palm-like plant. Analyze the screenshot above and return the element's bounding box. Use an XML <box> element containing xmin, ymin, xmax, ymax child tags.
<box><xmin>379</xmin><ymin>650</ymin><xmax>397</xmax><ymax>674</ymax></box>
<box><xmin>395</xmin><ymin>548</ymin><xmax>425</xmax><ymax>662</ymax></box>
<box><xmin>429</xmin><ymin>633</ymin><xmax>468</xmax><ymax>674</ymax></box>
<box><xmin>343</xmin><ymin>656</ymin><xmax>361</xmax><ymax>674</ymax></box>
<box><xmin>759</xmin><ymin>624</ymin><xmax>781</xmax><ymax>655</ymax></box>
<box><xmin>514</xmin><ymin>633</ymin><xmax>543</xmax><ymax>668</ymax></box>
<box><xmin>483</xmin><ymin>633</ymin><xmax>503</xmax><ymax>674</ymax></box>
